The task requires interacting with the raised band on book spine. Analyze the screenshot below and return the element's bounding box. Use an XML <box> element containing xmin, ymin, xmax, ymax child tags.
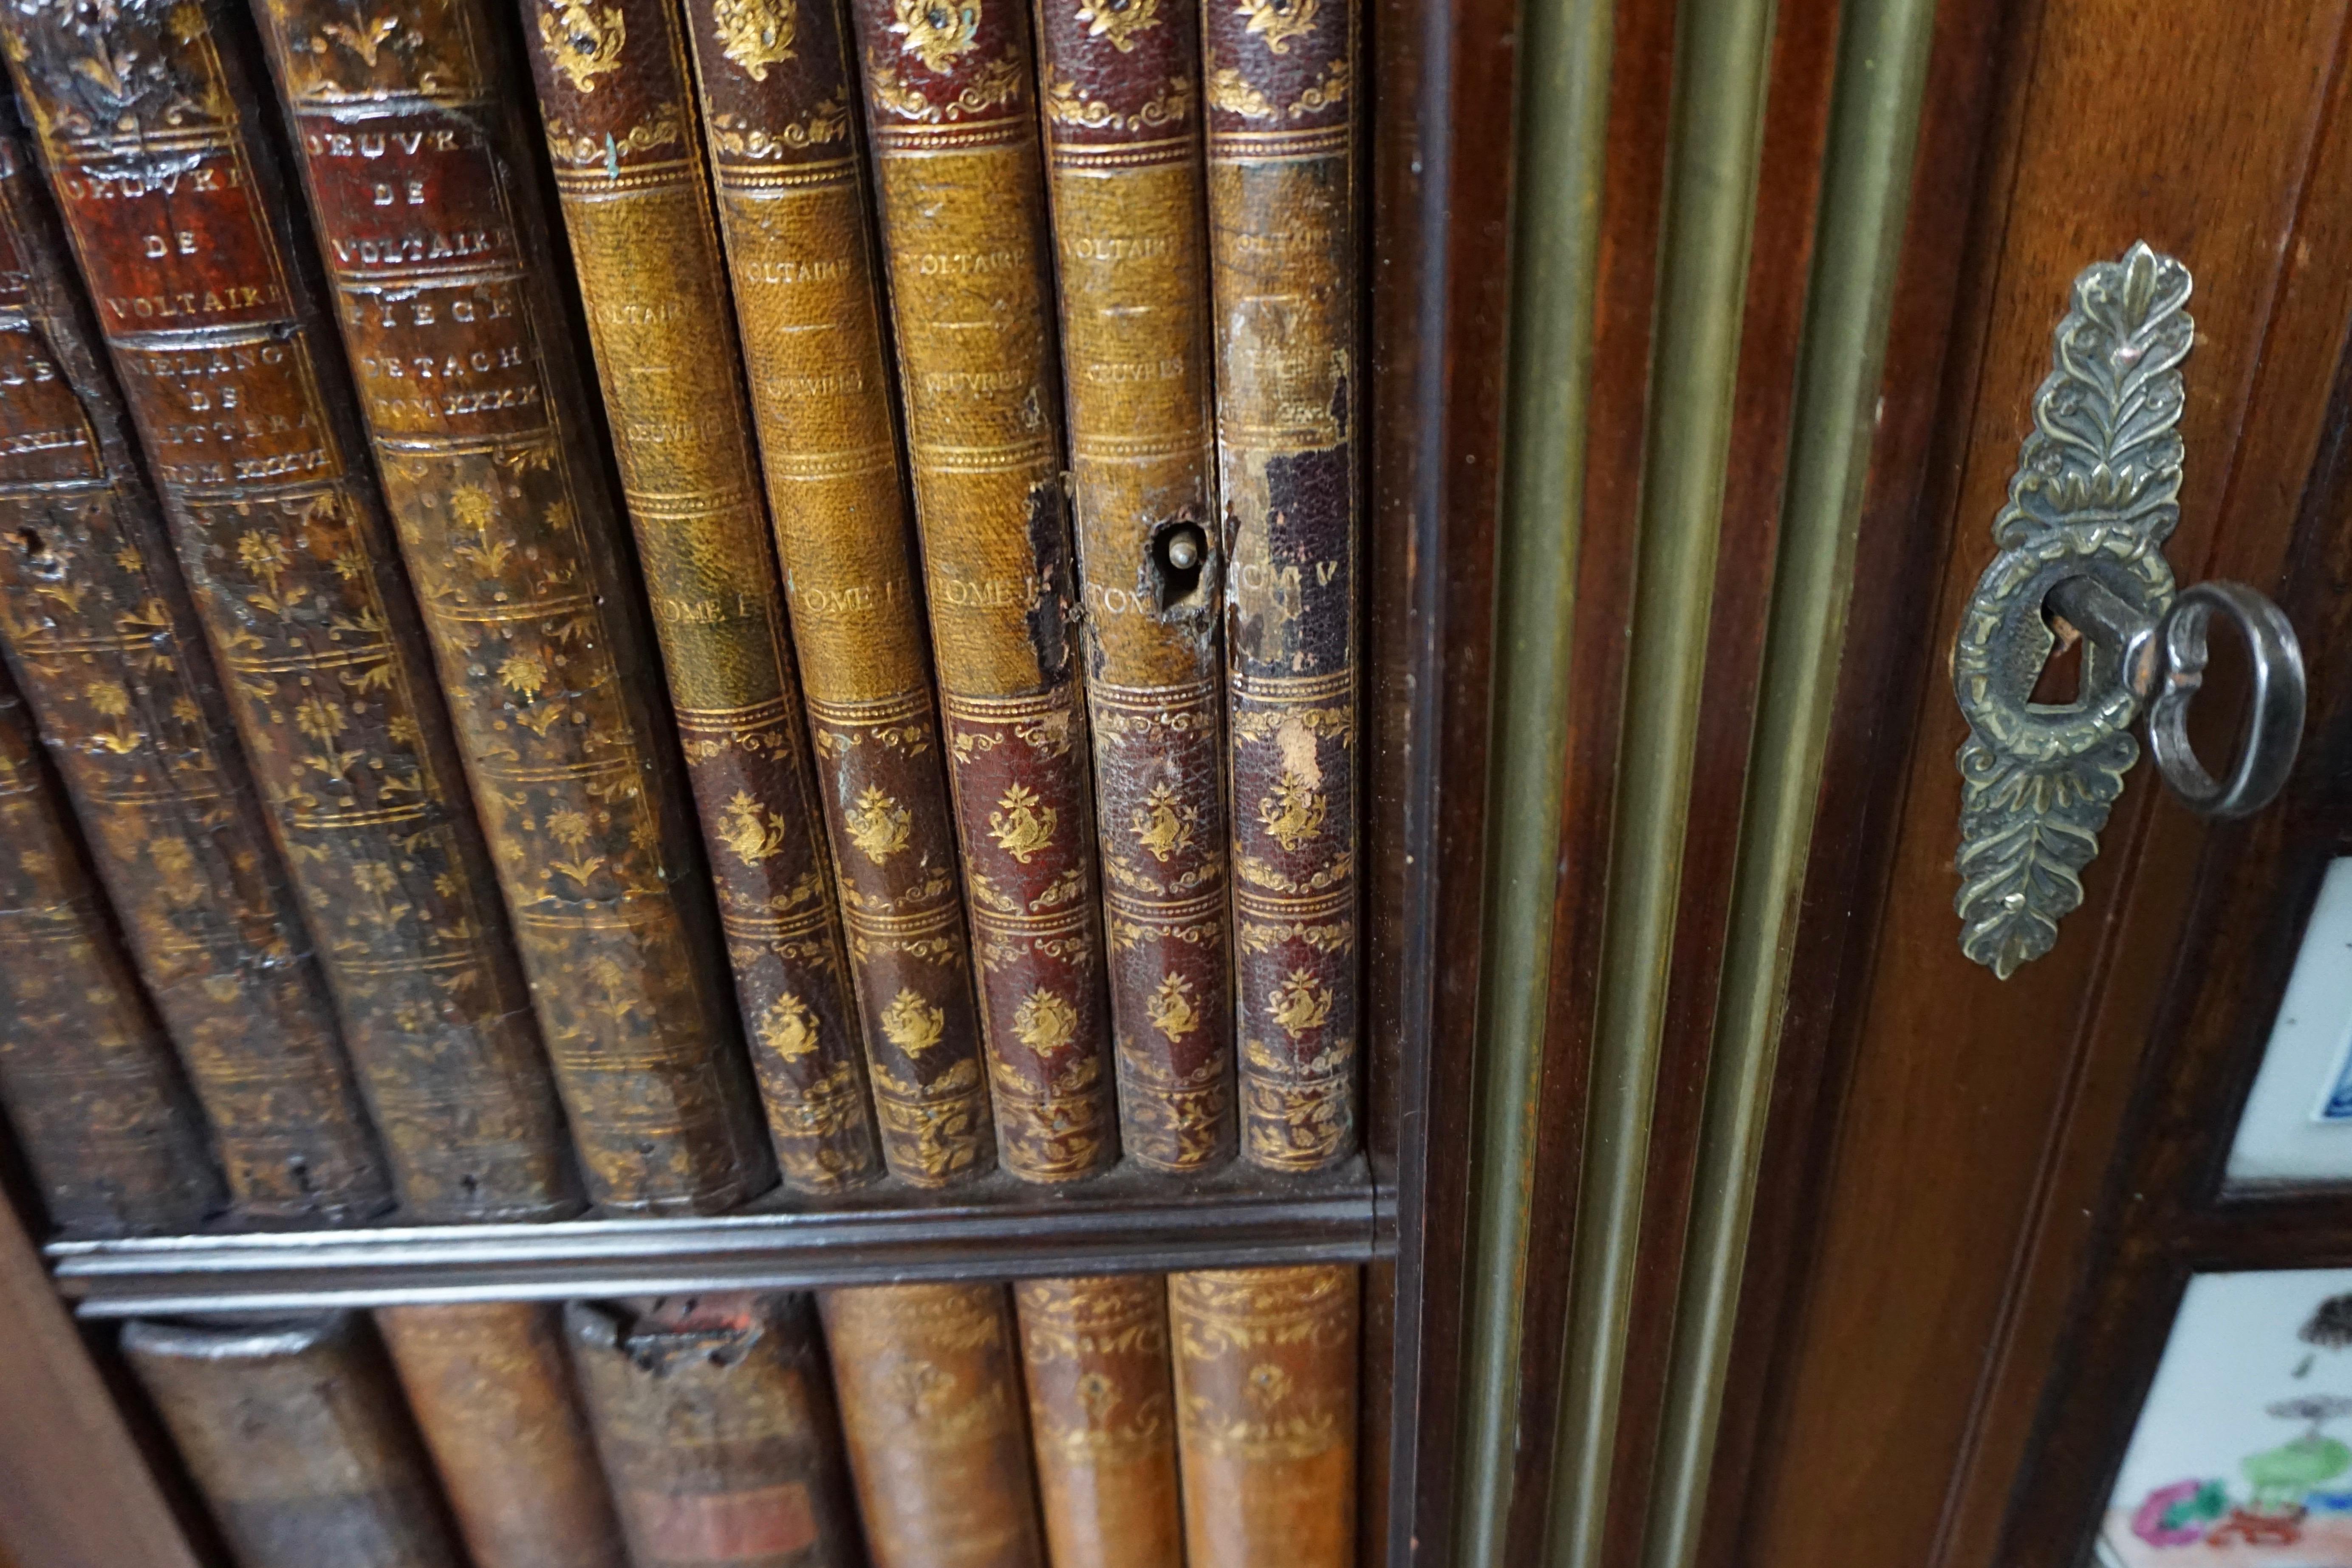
<box><xmin>681</xmin><ymin>0</ymin><xmax>995</xmax><ymax>1190</ymax></box>
<box><xmin>518</xmin><ymin>0</ymin><xmax>880</xmax><ymax>1194</ymax></box>
<box><xmin>0</xmin><ymin>0</ymin><xmax>581</xmax><ymax>1221</ymax></box>
<box><xmin>378</xmin><ymin>1303</ymin><xmax>629</xmax><ymax>1568</ymax></box>
<box><xmin>1015</xmin><ymin>1275</ymin><xmax>1184</xmax><ymax>1568</ymax></box>
<box><xmin>0</xmin><ymin>98</ymin><xmax>383</xmax><ymax>1223</ymax></box>
<box><xmin>845</xmin><ymin>0</ymin><xmax>1119</xmax><ymax>1183</ymax></box>
<box><xmin>1202</xmin><ymin>0</ymin><xmax>1360</xmax><ymax>1171</ymax></box>
<box><xmin>247</xmin><ymin>0</ymin><xmax>779</xmax><ymax>1212</ymax></box>
<box><xmin>1035</xmin><ymin>0</ymin><xmax>1235</xmax><ymax>1171</ymax></box>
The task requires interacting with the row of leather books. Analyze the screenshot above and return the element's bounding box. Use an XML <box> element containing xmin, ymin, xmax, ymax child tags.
<box><xmin>121</xmin><ymin>1266</ymin><xmax>1360</xmax><ymax>1568</ymax></box>
<box><xmin>0</xmin><ymin>0</ymin><xmax>1360</xmax><ymax>1232</ymax></box>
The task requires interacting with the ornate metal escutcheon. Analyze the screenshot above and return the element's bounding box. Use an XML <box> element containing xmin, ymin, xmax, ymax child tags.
<box><xmin>1952</xmin><ymin>243</ymin><xmax>2307</xmax><ymax>978</ymax></box>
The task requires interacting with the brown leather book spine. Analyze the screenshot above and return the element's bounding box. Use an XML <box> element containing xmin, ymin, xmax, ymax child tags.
<box><xmin>1013</xmin><ymin>1276</ymin><xmax>1183</xmax><ymax>1568</ymax></box>
<box><xmin>1035</xmin><ymin>0</ymin><xmax>1233</xmax><ymax>1171</ymax></box>
<box><xmin>246</xmin><ymin>0</ymin><xmax>778</xmax><ymax>1212</ymax></box>
<box><xmin>122</xmin><ymin>1313</ymin><xmax>466</xmax><ymax>1568</ymax></box>
<box><xmin>1202</xmin><ymin>0</ymin><xmax>1360</xmax><ymax>1170</ymax></box>
<box><xmin>0</xmin><ymin>672</ymin><xmax>222</xmax><ymax>1234</ymax></box>
<box><xmin>1169</xmin><ymin>1266</ymin><xmax>1359</xmax><ymax>1568</ymax></box>
<box><xmin>0</xmin><ymin>0</ymin><xmax>580</xmax><ymax>1221</ymax></box>
<box><xmin>681</xmin><ymin>0</ymin><xmax>994</xmax><ymax>1190</ymax></box>
<box><xmin>566</xmin><ymin>1293</ymin><xmax>863</xmax><ymax>1568</ymax></box>
<box><xmin>377</xmin><ymin>1303</ymin><xmax>629</xmax><ymax>1568</ymax></box>
<box><xmin>0</xmin><ymin>103</ymin><xmax>388</xmax><ymax>1223</ymax></box>
<box><xmin>517</xmin><ymin>0</ymin><xmax>878</xmax><ymax>1195</ymax></box>
<box><xmin>820</xmin><ymin>1283</ymin><xmax>1046</xmax><ymax>1568</ymax></box>
<box><xmin>845</xmin><ymin>0</ymin><xmax>1118</xmax><ymax>1182</ymax></box>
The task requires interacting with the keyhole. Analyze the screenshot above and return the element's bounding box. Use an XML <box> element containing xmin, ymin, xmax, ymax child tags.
<box><xmin>1151</xmin><ymin>519</ymin><xmax>1207</xmax><ymax>610</ymax></box>
<box><xmin>2030</xmin><ymin>614</ymin><xmax>2085</xmax><ymax>705</ymax></box>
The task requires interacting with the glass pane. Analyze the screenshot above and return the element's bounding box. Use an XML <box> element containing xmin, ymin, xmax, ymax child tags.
<box><xmin>2226</xmin><ymin>858</ymin><xmax>2352</xmax><ymax>1189</ymax></box>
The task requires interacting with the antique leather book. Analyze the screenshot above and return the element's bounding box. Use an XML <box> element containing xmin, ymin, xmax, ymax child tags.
<box><xmin>681</xmin><ymin>0</ymin><xmax>993</xmax><ymax>1189</ymax></box>
<box><xmin>378</xmin><ymin>1303</ymin><xmax>629</xmax><ymax>1568</ymax></box>
<box><xmin>245</xmin><ymin>0</ymin><xmax>779</xmax><ymax>1212</ymax></box>
<box><xmin>519</xmin><ymin>0</ymin><xmax>879</xmax><ymax>1195</ymax></box>
<box><xmin>0</xmin><ymin>101</ymin><xmax>388</xmax><ymax>1223</ymax></box>
<box><xmin>1035</xmin><ymin>0</ymin><xmax>1233</xmax><ymax>1173</ymax></box>
<box><xmin>123</xmin><ymin>1313</ymin><xmax>466</xmax><ymax>1568</ymax></box>
<box><xmin>820</xmin><ymin>1283</ymin><xmax>1047</xmax><ymax>1568</ymax></box>
<box><xmin>0</xmin><ymin>0</ymin><xmax>582</xmax><ymax>1222</ymax></box>
<box><xmin>1169</xmin><ymin>1266</ymin><xmax>1359</xmax><ymax>1568</ymax></box>
<box><xmin>567</xmin><ymin>1293</ymin><xmax>863</xmax><ymax>1568</ymax></box>
<box><xmin>0</xmin><ymin>670</ymin><xmax>223</xmax><ymax>1235</ymax></box>
<box><xmin>1204</xmin><ymin>0</ymin><xmax>1360</xmax><ymax>1169</ymax></box>
<box><xmin>845</xmin><ymin>0</ymin><xmax>1118</xmax><ymax>1182</ymax></box>
<box><xmin>1014</xmin><ymin>1276</ymin><xmax>1183</xmax><ymax>1568</ymax></box>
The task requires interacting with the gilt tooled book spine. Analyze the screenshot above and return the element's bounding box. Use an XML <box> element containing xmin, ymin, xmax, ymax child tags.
<box><xmin>377</xmin><ymin>1303</ymin><xmax>629</xmax><ymax>1568</ymax></box>
<box><xmin>566</xmin><ymin>1294</ymin><xmax>863</xmax><ymax>1568</ymax></box>
<box><xmin>845</xmin><ymin>0</ymin><xmax>1117</xmax><ymax>1183</ymax></box>
<box><xmin>123</xmin><ymin>1313</ymin><xmax>467</xmax><ymax>1568</ymax></box>
<box><xmin>0</xmin><ymin>673</ymin><xmax>223</xmax><ymax>1234</ymax></box>
<box><xmin>821</xmin><ymin>1283</ymin><xmax>1046</xmax><ymax>1568</ymax></box>
<box><xmin>0</xmin><ymin>0</ymin><xmax>582</xmax><ymax>1221</ymax></box>
<box><xmin>517</xmin><ymin>0</ymin><xmax>879</xmax><ymax>1195</ymax></box>
<box><xmin>246</xmin><ymin>0</ymin><xmax>780</xmax><ymax>1212</ymax></box>
<box><xmin>681</xmin><ymin>0</ymin><xmax>993</xmax><ymax>1189</ymax></box>
<box><xmin>1203</xmin><ymin>0</ymin><xmax>1359</xmax><ymax>1170</ymax></box>
<box><xmin>1035</xmin><ymin>0</ymin><xmax>1233</xmax><ymax>1171</ymax></box>
<box><xmin>1014</xmin><ymin>1276</ymin><xmax>1183</xmax><ymax>1568</ymax></box>
<box><xmin>1170</xmin><ymin>1266</ymin><xmax>1358</xmax><ymax>1568</ymax></box>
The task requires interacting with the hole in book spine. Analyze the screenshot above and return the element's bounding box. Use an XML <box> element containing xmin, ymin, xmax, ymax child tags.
<box><xmin>1151</xmin><ymin>519</ymin><xmax>1209</xmax><ymax>611</ymax></box>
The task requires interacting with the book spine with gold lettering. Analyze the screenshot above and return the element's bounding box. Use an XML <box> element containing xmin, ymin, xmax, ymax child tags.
<box><xmin>1201</xmin><ymin>0</ymin><xmax>1359</xmax><ymax>1171</ymax></box>
<box><xmin>378</xmin><ymin>1303</ymin><xmax>630</xmax><ymax>1568</ymax></box>
<box><xmin>681</xmin><ymin>0</ymin><xmax>994</xmax><ymax>1190</ymax></box>
<box><xmin>0</xmin><ymin>98</ymin><xmax>389</xmax><ymax>1224</ymax></box>
<box><xmin>844</xmin><ymin>0</ymin><xmax>1117</xmax><ymax>1184</ymax></box>
<box><xmin>1035</xmin><ymin>0</ymin><xmax>1233</xmax><ymax>1171</ymax></box>
<box><xmin>821</xmin><ymin>1282</ymin><xmax>1047</xmax><ymax>1568</ymax></box>
<box><xmin>516</xmin><ymin>0</ymin><xmax>878</xmax><ymax>1195</ymax></box>
<box><xmin>0</xmin><ymin>670</ymin><xmax>223</xmax><ymax>1235</ymax></box>
<box><xmin>1169</xmin><ymin>1266</ymin><xmax>1358</xmax><ymax>1568</ymax></box>
<box><xmin>0</xmin><ymin>0</ymin><xmax>582</xmax><ymax>1222</ymax></box>
<box><xmin>1014</xmin><ymin>1275</ymin><xmax>1183</xmax><ymax>1568</ymax></box>
<box><xmin>566</xmin><ymin>1293</ymin><xmax>864</xmax><ymax>1568</ymax></box>
<box><xmin>246</xmin><ymin>0</ymin><xmax>780</xmax><ymax>1212</ymax></box>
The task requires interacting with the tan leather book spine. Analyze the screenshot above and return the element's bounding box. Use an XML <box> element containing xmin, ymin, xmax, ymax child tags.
<box><xmin>567</xmin><ymin>1293</ymin><xmax>863</xmax><ymax>1568</ymax></box>
<box><xmin>0</xmin><ymin>0</ymin><xmax>580</xmax><ymax>1221</ymax></box>
<box><xmin>0</xmin><ymin>671</ymin><xmax>223</xmax><ymax>1234</ymax></box>
<box><xmin>1035</xmin><ymin>0</ymin><xmax>1233</xmax><ymax>1172</ymax></box>
<box><xmin>820</xmin><ymin>1283</ymin><xmax>1047</xmax><ymax>1568</ymax></box>
<box><xmin>1202</xmin><ymin>0</ymin><xmax>1359</xmax><ymax>1170</ymax></box>
<box><xmin>1014</xmin><ymin>1275</ymin><xmax>1183</xmax><ymax>1568</ymax></box>
<box><xmin>123</xmin><ymin>1313</ymin><xmax>466</xmax><ymax>1568</ymax></box>
<box><xmin>0</xmin><ymin>101</ymin><xmax>387</xmax><ymax>1223</ymax></box>
<box><xmin>1170</xmin><ymin>1265</ymin><xmax>1358</xmax><ymax>1568</ymax></box>
<box><xmin>844</xmin><ymin>0</ymin><xmax>1118</xmax><ymax>1182</ymax></box>
<box><xmin>517</xmin><ymin>0</ymin><xmax>880</xmax><ymax>1195</ymax></box>
<box><xmin>246</xmin><ymin>0</ymin><xmax>779</xmax><ymax>1212</ymax></box>
<box><xmin>377</xmin><ymin>1303</ymin><xmax>629</xmax><ymax>1568</ymax></box>
<box><xmin>681</xmin><ymin>0</ymin><xmax>994</xmax><ymax>1190</ymax></box>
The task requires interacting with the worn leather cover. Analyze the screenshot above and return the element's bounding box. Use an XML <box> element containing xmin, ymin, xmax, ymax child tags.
<box><xmin>517</xmin><ymin>0</ymin><xmax>879</xmax><ymax>1195</ymax></box>
<box><xmin>820</xmin><ymin>1283</ymin><xmax>1046</xmax><ymax>1568</ymax></box>
<box><xmin>246</xmin><ymin>0</ymin><xmax>780</xmax><ymax>1212</ymax></box>
<box><xmin>1203</xmin><ymin>0</ymin><xmax>1359</xmax><ymax>1170</ymax></box>
<box><xmin>845</xmin><ymin>0</ymin><xmax>1117</xmax><ymax>1183</ymax></box>
<box><xmin>1035</xmin><ymin>0</ymin><xmax>1232</xmax><ymax>1172</ymax></box>
<box><xmin>567</xmin><ymin>1293</ymin><xmax>863</xmax><ymax>1568</ymax></box>
<box><xmin>0</xmin><ymin>0</ymin><xmax>582</xmax><ymax>1221</ymax></box>
<box><xmin>0</xmin><ymin>672</ymin><xmax>223</xmax><ymax>1234</ymax></box>
<box><xmin>123</xmin><ymin>1312</ymin><xmax>466</xmax><ymax>1568</ymax></box>
<box><xmin>1014</xmin><ymin>1275</ymin><xmax>1183</xmax><ymax>1568</ymax></box>
<box><xmin>0</xmin><ymin>102</ymin><xmax>387</xmax><ymax>1223</ymax></box>
<box><xmin>1169</xmin><ymin>1266</ymin><xmax>1358</xmax><ymax>1568</ymax></box>
<box><xmin>681</xmin><ymin>0</ymin><xmax>993</xmax><ymax>1191</ymax></box>
<box><xmin>377</xmin><ymin>1303</ymin><xmax>629</xmax><ymax>1568</ymax></box>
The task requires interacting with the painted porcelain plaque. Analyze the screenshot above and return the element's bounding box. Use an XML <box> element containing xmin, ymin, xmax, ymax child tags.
<box><xmin>2227</xmin><ymin>858</ymin><xmax>2352</xmax><ymax>1187</ymax></box>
